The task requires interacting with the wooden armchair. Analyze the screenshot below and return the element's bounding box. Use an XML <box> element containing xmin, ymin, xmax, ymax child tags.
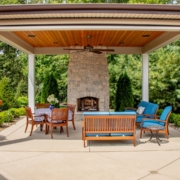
<box><xmin>140</xmin><ymin>106</ymin><xmax>172</xmax><ymax>139</ymax></box>
<box><xmin>25</xmin><ymin>107</ymin><xmax>46</xmax><ymax>136</ymax></box>
<box><xmin>67</xmin><ymin>104</ymin><xmax>76</xmax><ymax>130</ymax></box>
<box><xmin>46</xmin><ymin>108</ymin><xmax>69</xmax><ymax>138</ymax></box>
<box><xmin>35</xmin><ymin>103</ymin><xmax>50</xmax><ymax>109</ymax></box>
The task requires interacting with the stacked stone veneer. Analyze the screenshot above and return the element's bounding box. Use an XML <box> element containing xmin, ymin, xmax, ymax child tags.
<box><xmin>68</xmin><ymin>50</ymin><xmax>109</xmax><ymax>112</ymax></box>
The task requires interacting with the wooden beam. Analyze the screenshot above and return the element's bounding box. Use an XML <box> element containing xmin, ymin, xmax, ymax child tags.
<box><xmin>143</xmin><ymin>32</ymin><xmax>180</xmax><ymax>53</ymax></box>
<box><xmin>34</xmin><ymin>47</ymin><xmax>142</xmax><ymax>55</ymax></box>
<box><xmin>0</xmin><ymin>32</ymin><xmax>34</xmax><ymax>53</ymax></box>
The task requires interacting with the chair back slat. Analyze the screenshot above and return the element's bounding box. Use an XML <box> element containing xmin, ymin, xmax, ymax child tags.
<box><xmin>51</xmin><ymin>108</ymin><xmax>68</xmax><ymax>121</ymax></box>
<box><xmin>25</xmin><ymin>107</ymin><xmax>33</xmax><ymax>119</ymax></box>
<box><xmin>84</xmin><ymin>115</ymin><xmax>136</xmax><ymax>132</ymax></box>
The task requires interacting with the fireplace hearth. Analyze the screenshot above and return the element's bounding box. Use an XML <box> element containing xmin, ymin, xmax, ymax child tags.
<box><xmin>77</xmin><ymin>97</ymin><xmax>99</xmax><ymax>111</ymax></box>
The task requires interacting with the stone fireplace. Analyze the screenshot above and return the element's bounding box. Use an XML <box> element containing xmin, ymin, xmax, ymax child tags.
<box><xmin>68</xmin><ymin>49</ymin><xmax>109</xmax><ymax>117</ymax></box>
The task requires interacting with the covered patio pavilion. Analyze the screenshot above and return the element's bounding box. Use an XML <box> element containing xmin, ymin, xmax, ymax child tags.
<box><xmin>0</xmin><ymin>3</ymin><xmax>180</xmax><ymax>111</ymax></box>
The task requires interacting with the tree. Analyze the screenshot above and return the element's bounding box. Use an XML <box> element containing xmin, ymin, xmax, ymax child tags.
<box><xmin>0</xmin><ymin>77</ymin><xmax>15</xmax><ymax>110</ymax></box>
<box><xmin>0</xmin><ymin>42</ymin><xmax>25</xmax><ymax>89</ymax></box>
<box><xmin>115</xmin><ymin>72</ymin><xmax>134</xmax><ymax>111</ymax></box>
<box><xmin>41</xmin><ymin>74</ymin><xmax>59</xmax><ymax>104</ymax></box>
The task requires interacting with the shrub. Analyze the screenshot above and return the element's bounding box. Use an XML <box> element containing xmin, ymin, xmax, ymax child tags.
<box><xmin>0</xmin><ymin>113</ymin><xmax>4</xmax><ymax>126</ymax></box>
<box><xmin>9</xmin><ymin>107</ymin><xmax>25</xmax><ymax>117</ymax></box>
<box><xmin>174</xmin><ymin>114</ymin><xmax>180</xmax><ymax>126</ymax></box>
<box><xmin>115</xmin><ymin>72</ymin><xmax>134</xmax><ymax>111</ymax></box>
<box><xmin>176</xmin><ymin>120</ymin><xmax>180</xmax><ymax>127</ymax></box>
<box><xmin>15</xmin><ymin>96</ymin><xmax>28</xmax><ymax>108</ymax></box>
<box><xmin>157</xmin><ymin>109</ymin><xmax>163</xmax><ymax>116</ymax></box>
<box><xmin>169</xmin><ymin>113</ymin><xmax>177</xmax><ymax>123</ymax></box>
<box><xmin>0</xmin><ymin>77</ymin><xmax>15</xmax><ymax>110</ymax></box>
<box><xmin>0</xmin><ymin>110</ymin><xmax>13</xmax><ymax>123</ymax></box>
<box><xmin>15</xmin><ymin>80</ymin><xmax>28</xmax><ymax>99</ymax></box>
<box><xmin>41</xmin><ymin>73</ymin><xmax>59</xmax><ymax>103</ymax></box>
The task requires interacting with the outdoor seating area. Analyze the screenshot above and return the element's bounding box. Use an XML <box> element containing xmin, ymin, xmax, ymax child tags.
<box><xmin>23</xmin><ymin>103</ymin><xmax>172</xmax><ymax>147</ymax></box>
<box><xmin>0</xmin><ymin>116</ymin><xmax>180</xmax><ymax>180</ymax></box>
<box><xmin>25</xmin><ymin>104</ymin><xmax>76</xmax><ymax>139</ymax></box>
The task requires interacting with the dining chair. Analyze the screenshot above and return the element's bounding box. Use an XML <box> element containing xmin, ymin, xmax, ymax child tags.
<box><xmin>140</xmin><ymin>106</ymin><xmax>172</xmax><ymax>139</ymax></box>
<box><xmin>46</xmin><ymin>108</ymin><xmax>69</xmax><ymax>138</ymax></box>
<box><xmin>25</xmin><ymin>107</ymin><xmax>46</xmax><ymax>136</ymax></box>
<box><xmin>67</xmin><ymin>104</ymin><xmax>76</xmax><ymax>130</ymax></box>
<box><xmin>35</xmin><ymin>103</ymin><xmax>50</xmax><ymax>109</ymax></box>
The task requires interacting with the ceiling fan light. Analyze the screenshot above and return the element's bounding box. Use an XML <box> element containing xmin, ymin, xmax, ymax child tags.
<box><xmin>142</xmin><ymin>34</ymin><xmax>150</xmax><ymax>37</ymax></box>
<box><xmin>28</xmin><ymin>34</ymin><xmax>35</xmax><ymax>38</ymax></box>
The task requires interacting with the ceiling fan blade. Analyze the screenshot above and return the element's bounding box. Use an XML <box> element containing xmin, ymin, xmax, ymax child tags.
<box><xmin>70</xmin><ymin>50</ymin><xmax>85</xmax><ymax>54</ymax></box>
<box><xmin>94</xmin><ymin>49</ymin><xmax>114</xmax><ymax>52</ymax></box>
<box><xmin>63</xmin><ymin>48</ymin><xmax>84</xmax><ymax>50</ymax></box>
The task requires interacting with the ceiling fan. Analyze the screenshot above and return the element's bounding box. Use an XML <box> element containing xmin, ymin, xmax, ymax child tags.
<box><xmin>63</xmin><ymin>35</ymin><xmax>114</xmax><ymax>54</ymax></box>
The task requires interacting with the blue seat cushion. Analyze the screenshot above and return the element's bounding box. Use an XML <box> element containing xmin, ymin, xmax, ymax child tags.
<box><xmin>136</xmin><ymin>115</ymin><xmax>145</xmax><ymax>123</ymax></box>
<box><xmin>141</xmin><ymin>121</ymin><xmax>164</xmax><ymax>128</ymax></box>
<box><xmin>110</xmin><ymin>133</ymin><xmax>133</xmax><ymax>136</ymax></box>
<box><xmin>109</xmin><ymin>112</ymin><xmax>136</xmax><ymax>115</ymax></box>
<box><xmin>143</xmin><ymin>102</ymin><xmax>158</xmax><ymax>115</ymax></box>
<box><xmin>86</xmin><ymin>133</ymin><xmax>110</xmax><ymax>137</ymax></box>
<box><xmin>84</xmin><ymin>112</ymin><xmax>109</xmax><ymax>116</ymax></box>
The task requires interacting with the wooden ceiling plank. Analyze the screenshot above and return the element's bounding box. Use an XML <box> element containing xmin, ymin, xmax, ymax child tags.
<box><xmin>34</xmin><ymin>31</ymin><xmax>51</xmax><ymax>47</ymax></box>
<box><xmin>56</xmin><ymin>31</ymin><xmax>68</xmax><ymax>47</ymax></box>
<box><xmin>103</xmin><ymin>30</ymin><xmax>110</xmax><ymax>46</ymax></box>
<box><xmin>108</xmin><ymin>30</ymin><xmax>120</xmax><ymax>46</ymax></box>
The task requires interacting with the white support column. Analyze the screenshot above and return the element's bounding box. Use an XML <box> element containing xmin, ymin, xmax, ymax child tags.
<box><xmin>28</xmin><ymin>54</ymin><xmax>35</xmax><ymax>112</ymax></box>
<box><xmin>142</xmin><ymin>54</ymin><xmax>149</xmax><ymax>102</ymax></box>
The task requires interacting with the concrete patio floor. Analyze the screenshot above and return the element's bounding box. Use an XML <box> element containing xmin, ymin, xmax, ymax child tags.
<box><xmin>0</xmin><ymin>117</ymin><xmax>180</xmax><ymax>180</ymax></box>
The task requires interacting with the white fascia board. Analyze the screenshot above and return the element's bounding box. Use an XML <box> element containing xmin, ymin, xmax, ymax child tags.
<box><xmin>34</xmin><ymin>47</ymin><xmax>142</xmax><ymax>55</ymax></box>
<box><xmin>143</xmin><ymin>32</ymin><xmax>180</xmax><ymax>53</ymax></box>
<box><xmin>1</xmin><ymin>25</ymin><xmax>180</xmax><ymax>31</ymax></box>
<box><xmin>0</xmin><ymin>32</ymin><xmax>34</xmax><ymax>53</ymax></box>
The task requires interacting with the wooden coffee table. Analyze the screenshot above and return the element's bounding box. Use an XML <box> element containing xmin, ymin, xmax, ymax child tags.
<box><xmin>145</xmin><ymin>125</ymin><xmax>165</xmax><ymax>146</ymax></box>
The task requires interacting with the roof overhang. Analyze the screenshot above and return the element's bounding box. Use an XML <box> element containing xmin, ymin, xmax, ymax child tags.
<box><xmin>0</xmin><ymin>3</ymin><xmax>180</xmax><ymax>54</ymax></box>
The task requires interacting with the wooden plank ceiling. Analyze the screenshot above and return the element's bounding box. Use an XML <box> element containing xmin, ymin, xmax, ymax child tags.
<box><xmin>14</xmin><ymin>30</ymin><xmax>164</xmax><ymax>48</ymax></box>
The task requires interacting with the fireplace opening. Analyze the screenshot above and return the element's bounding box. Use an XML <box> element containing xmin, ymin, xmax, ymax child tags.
<box><xmin>77</xmin><ymin>97</ymin><xmax>99</xmax><ymax>111</ymax></box>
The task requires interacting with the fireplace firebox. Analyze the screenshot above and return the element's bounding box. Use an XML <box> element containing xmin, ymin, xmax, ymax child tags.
<box><xmin>77</xmin><ymin>97</ymin><xmax>99</xmax><ymax>111</ymax></box>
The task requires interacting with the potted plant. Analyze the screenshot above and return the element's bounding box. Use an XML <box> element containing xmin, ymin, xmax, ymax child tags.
<box><xmin>47</xmin><ymin>94</ymin><xmax>59</xmax><ymax>110</ymax></box>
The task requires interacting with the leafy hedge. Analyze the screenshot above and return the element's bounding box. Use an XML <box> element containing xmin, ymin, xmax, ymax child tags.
<box><xmin>0</xmin><ymin>107</ymin><xmax>25</xmax><ymax>126</ymax></box>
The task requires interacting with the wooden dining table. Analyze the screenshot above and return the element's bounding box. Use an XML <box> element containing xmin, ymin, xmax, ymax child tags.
<box><xmin>34</xmin><ymin>107</ymin><xmax>72</xmax><ymax>134</ymax></box>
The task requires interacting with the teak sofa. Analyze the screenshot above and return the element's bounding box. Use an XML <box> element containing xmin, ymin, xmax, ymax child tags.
<box><xmin>82</xmin><ymin>112</ymin><xmax>136</xmax><ymax>147</ymax></box>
